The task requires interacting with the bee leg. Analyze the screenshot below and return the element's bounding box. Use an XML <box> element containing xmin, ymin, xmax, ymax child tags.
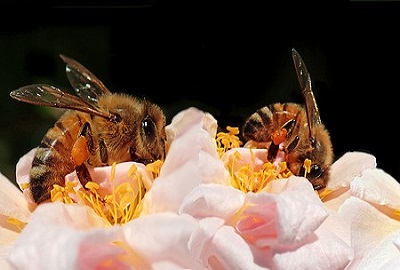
<box><xmin>271</xmin><ymin>128</ymin><xmax>287</xmax><ymax>145</ymax></box>
<box><xmin>75</xmin><ymin>163</ymin><xmax>92</xmax><ymax>188</ymax></box>
<box><xmin>267</xmin><ymin>142</ymin><xmax>279</xmax><ymax>161</ymax></box>
<box><xmin>287</xmin><ymin>135</ymin><xmax>300</xmax><ymax>152</ymax></box>
<box><xmin>71</xmin><ymin>122</ymin><xmax>93</xmax><ymax>188</ymax></box>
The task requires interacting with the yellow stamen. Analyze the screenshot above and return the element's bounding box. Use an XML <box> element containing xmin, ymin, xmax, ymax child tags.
<box><xmin>226</xmin><ymin>149</ymin><xmax>293</xmax><ymax>193</ymax></box>
<box><xmin>85</xmin><ymin>181</ymin><xmax>100</xmax><ymax>191</ymax></box>
<box><xmin>18</xmin><ymin>183</ymin><xmax>29</xmax><ymax>191</ymax></box>
<box><xmin>216</xmin><ymin>126</ymin><xmax>243</xmax><ymax>157</ymax></box>
<box><xmin>146</xmin><ymin>160</ymin><xmax>163</xmax><ymax>178</ymax></box>
<box><xmin>317</xmin><ymin>188</ymin><xmax>333</xmax><ymax>200</ymax></box>
<box><xmin>50</xmin><ymin>160</ymin><xmax>162</xmax><ymax>225</ymax></box>
<box><xmin>6</xmin><ymin>217</ymin><xmax>26</xmax><ymax>232</ymax></box>
<box><xmin>217</xmin><ymin>127</ymin><xmax>321</xmax><ymax>194</ymax></box>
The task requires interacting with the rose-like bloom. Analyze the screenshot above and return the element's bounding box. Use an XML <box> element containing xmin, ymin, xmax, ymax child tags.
<box><xmin>1</xmin><ymin>106</ymin><xmax>399</xmax><ymax>269</ymax></box>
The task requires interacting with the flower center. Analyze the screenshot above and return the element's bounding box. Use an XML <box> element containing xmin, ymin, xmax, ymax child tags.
<box><xmin>216</xmin><ymin>126</ymin><xmax>293</xmax><ymax>193</ymax></box>
<box><xmin>50</xmin><ymin>161</ymin><xmax>162</xmax><ymax>225</ymax></box>
<box><xmin>228</xmin><ymin>150</ymin><xmax>293</xmax><ymax>193</ymax></box>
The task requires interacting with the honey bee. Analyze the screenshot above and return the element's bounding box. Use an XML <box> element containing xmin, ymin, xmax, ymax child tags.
<box><xmin>242</xmin><ymin>48</ymin><xmax>333</xmax><ymax>190</ymax></box>
<box><xmin>10</xmin><ymin>55</ymin><xmax>166</xmax><ymax>204</ymax></box>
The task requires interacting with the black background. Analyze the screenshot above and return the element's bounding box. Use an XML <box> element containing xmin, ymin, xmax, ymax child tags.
<box><xmin>1</xmin><ymin>1</ymin><xmax>400</xmax><ymax>185</ymax></box>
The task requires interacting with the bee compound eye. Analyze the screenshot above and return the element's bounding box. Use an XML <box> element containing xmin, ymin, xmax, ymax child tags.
<box><xmin>142</xmin><ymin>116</ymin><xmax>156</xmax><ymax>138</ymax></box>
<box><xmin>308</xmin><ymin>164</ymin><xmax>323</xmax><ymax>180</ymax></box>
<box><xmin>298</xmin><ymin>163</ymin><xmax>323</xmax><ymax>181</ymax></box>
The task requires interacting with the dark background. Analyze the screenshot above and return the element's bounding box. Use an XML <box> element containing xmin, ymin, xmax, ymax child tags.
<box><xmin>1</xmin><ymin>1</ymin><xmax>399</xmax><ymax>185</ymax></box>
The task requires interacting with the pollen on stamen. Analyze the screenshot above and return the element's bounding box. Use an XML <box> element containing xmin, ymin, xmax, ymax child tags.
<box><xmin>50</xmin><ymin>161</ymin><xmax>160</xmax><ymax>225</ymax></box>
<box><xmin>303</xmin><ymin>158</ymin><xmax>312</xmax><ymax>177</ymax></box>
<box><xmin>227</xmin><ymin>149</ymin><xmax>293</xmax><ymax>193</ymax></box>
<box><xmin>216</xmin><ymin>126</ymin><xmax>243</xmax><ymax>157</ymax></box>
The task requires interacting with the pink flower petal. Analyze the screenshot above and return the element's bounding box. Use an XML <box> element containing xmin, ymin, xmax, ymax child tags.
<box><xmin>8</xmin><ymin>203</ymin><xmax>129</xmax><ymax>270</ymax></box>
<box><xmin>15</xmin><ymin>148</ymin><xmax>37</xmax><ymax>206</ymax></box>
<box><xmin>0</xmin><ymin>172</ymin><xmax>30</xmax><ymax>225</ymax></box>
<box><xmin>240</xmin><ymin>177</ymin><xmax>328</xmax><ymax>248</ymax></box>
<box><xmin>15</xmin><ymin>148</ymin><xmax>36</xmax><ymax>189</ymax></box>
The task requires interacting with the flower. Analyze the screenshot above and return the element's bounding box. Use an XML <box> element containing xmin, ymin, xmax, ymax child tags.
<box><xmin>2</xmin><ymin>106</ymin><xmax>400</xmax><ymax>269</ymax></box>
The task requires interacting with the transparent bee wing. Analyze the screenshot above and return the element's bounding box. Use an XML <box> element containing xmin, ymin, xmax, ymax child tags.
<box><xmin>292</xmin><ymin>48</ymin><xmax>322</xmax><ymax>134</ymax></box>
<box><xmin>10</xmin><ymin>84</ymin><xmax>110</xmax><ymax>119</ymax></box>
<box><xmin>59</xmin><ymin>54</ymin><xmax>111</xmax><ymax>107</ymax></box>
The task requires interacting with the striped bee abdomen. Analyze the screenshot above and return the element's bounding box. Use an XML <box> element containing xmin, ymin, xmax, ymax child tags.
<box><xmin>29</xmin><ymin>111</ymin><xmax>89</xmax><ymax>203</ymax></box>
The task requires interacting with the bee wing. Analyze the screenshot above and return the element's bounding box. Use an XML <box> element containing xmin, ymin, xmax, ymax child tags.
<box><xmin>292</xmin><ymin>48</ymin><xmax>322</xmax><ymax>136</ymax></box>
<box><xmin>59</xmin><ymin>54</ymin><xmax>112</xmax><ymax>107</ymax></box>
<box><xmin>10</xmin><ymin>84</ymin><xmax>110</xmax><ymax>119</ymax></box>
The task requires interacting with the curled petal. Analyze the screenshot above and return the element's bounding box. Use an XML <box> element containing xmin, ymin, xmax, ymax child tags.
<box><xmin>0</xmin><ymin>172</ymin><xmax>30</xmax><ymax>226</ymax></box>
<box><xmin>351</xmin><ymin>168</ymin><xmax>400</xmax><ymax>210</ymax></box>
<box><xmin>15</xmin><ymin>148</ymin><xmax>37</xmax><ymax>206</ymax></box>
<box><xmin>179</xmin><ymin>184</ymin><xmax>245</xmax><ymax>219</ymax></box>
<box><xmin>199</xmin><ymin>224</ymin><xmax>268</xmax><ymax>270</ymax></box>
<box><xmin>238</xmin><ymin>177</ymin><xmax>328</xmax><ymax>248</ymax></box>
<box><xmin>162</xmin><ymin>107</ymin><xmax>228</xmax><ymax>184</ymax></box>
<box><xmin>141</xmin><ymin>108</ymin><xmax>230</xmax><ymax>215</ymax></box>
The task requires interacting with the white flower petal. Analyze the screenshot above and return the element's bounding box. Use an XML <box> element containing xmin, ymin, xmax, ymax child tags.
<box><xmin>123</xmin><ymin>213</ymin><xmax>204</xmax><ymax>269</ymax></box>
<box><xmin>179</xmin><ymin>184</ymin><xmax>245</xmax><ymax>219</ymax></box>
<box><xmin>165</xmin><ymin>107</ymin><xmax>218</xmax><ymax>144</ymax></box>
<box><xmin>0</xmin><ymin>227</ymin><xmax>19</xmax><ymax>270</ymax></box>
<box><xmin>351</xmin><ymin>168</ymin><xmax>400</xmax><ymax>209</ymax></box>
<box><xmin>200</xmin><ymin>225</ymin><xmax>267</xmax><ymax>270</ymax></box>
<box><xmin>220</xmin><ymin>148</ymin><xmax>269</xmax><ymax>172</ymax></box>
<box><xmin>189</xmin><ymin>217</ymin><xmax>225</xmax><ymax>262</ymax></box>
<box><xmin>273</xmin><ymin>225</ymin><xmax>353</xmax><ymax>269</ymax></box>
<box><xmin>328</xmin><ymin>151</ymin><xmax>376</xmax><ymax>190</ymax></box>
<box><xmin>338</xmin><ymin>197</ymin><xmax>400</xmax><ymax>270</ymax></box>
